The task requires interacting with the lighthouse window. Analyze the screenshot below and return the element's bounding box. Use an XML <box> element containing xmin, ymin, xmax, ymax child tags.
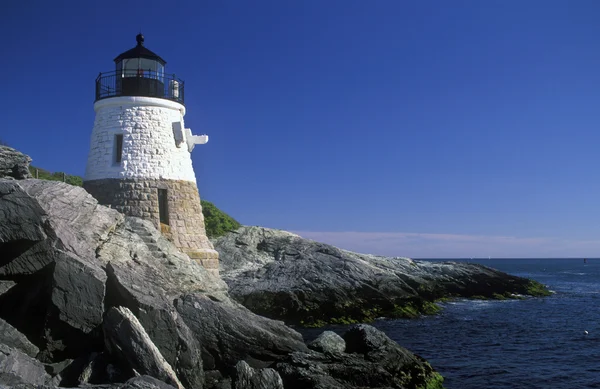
<box><xmin>120</xmin><ymin>58</ymin><xmax>164</xmax><ymax>80</ymax></box>
<box><xmin>158</xmin><ymin>189</ymin><xmax>169</xmax><ymax>225</ymax></box>
<box><xmin>114</xmin><ymin>134</ymin><xmax>123</xmax><ymax>164</ymax></box>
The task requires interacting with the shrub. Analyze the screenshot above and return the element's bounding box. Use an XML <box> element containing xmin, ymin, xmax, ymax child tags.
<box><xmin>201</xmin><ymin>200</ymin><xmax>241</xmax><ymax>238</ymax></box>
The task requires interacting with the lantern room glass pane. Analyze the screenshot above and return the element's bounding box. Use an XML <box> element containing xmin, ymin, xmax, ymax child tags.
<box><xmin>118</xmin><ymin>58</ymin><xmax>164</xmax><ymax>79</ymax></box>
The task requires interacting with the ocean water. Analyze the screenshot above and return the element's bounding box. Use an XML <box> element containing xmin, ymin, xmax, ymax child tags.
<box><xmin>302</xmin><ymin>258</ymin><xmax>600</xmax><ymax>389</ymax></box>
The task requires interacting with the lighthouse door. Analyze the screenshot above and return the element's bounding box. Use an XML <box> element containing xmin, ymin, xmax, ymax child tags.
<box><xmin>158</xmin><ymin>188</ymin><xmax>169</xmax><ymax>225</ymax></box>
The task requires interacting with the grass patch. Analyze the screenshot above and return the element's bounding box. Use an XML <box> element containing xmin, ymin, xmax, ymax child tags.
<box><xmin>28</xmin><ymin>165</ymin><xmax>83</xmax><ymax>187</ymax></box>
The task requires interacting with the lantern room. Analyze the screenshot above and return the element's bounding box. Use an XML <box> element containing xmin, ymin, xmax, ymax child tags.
<box><xmin>114</xmin><ymin>33</ymin><xmax>165</xmax><ymax>79</ymax></box>
<box><xmin>95</xmin><ymin>33</ymin><xmax>184</xmax><ymax>104</ymax></box>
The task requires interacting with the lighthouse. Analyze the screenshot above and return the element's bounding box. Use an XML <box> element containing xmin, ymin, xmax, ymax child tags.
<box><xmin>83</xmin><ymin>34</ymin><xmax>219</xmax><ymax>274</ymax></box>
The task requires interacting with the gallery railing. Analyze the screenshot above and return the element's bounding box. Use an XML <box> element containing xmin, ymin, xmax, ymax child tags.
<box><xmin>95</xmin><ymin>70</ymin><xmax>185</xmax><ymax>104</ymax></box>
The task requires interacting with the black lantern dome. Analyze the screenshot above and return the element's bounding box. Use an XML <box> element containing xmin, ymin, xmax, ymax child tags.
<box><xmin>95</xmin><ymin>34</ymin><xmax>184</xmax><ymax>104</ymax></box>
<box><xmin>114</xmin><ymin>33</ymin><xmax>167</xmax><ymax>68</ymax></box>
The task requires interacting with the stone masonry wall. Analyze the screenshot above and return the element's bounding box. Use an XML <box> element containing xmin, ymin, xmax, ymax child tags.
<box><xmin>84</xmin><ymin>178</ymin><xmax>219</xmax><ymax>273</ymax></box>
<box><xmin>84</xmin><ymin>96</ymin><xmax>197</xmax><ymax>183</ymax></box>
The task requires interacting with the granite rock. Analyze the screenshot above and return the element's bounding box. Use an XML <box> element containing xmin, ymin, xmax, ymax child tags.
<box><xmin>307</xmin><ymin>331</ymin><xmax>345</xmax><ymax>355</ymax></box>
<box><xmin>215</xmin><ymin>226</ymin><xmax>547</xmax><ymax>325</ymax></box>
<box><xmin>103</xmin><ymin>306</ymin><xmax>183</xmax><ymax>389</ymax></box>
<box><xmin>0</xmin><ymin>146</ymin><xmax>32</xmax><ymax>180</ymax></box>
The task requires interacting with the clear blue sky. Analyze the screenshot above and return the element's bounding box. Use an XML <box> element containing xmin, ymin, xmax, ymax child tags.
<box><xmin>2</xmin><ymin>1</ymin><xmax>600</xmax><ymax>258</ymax></box>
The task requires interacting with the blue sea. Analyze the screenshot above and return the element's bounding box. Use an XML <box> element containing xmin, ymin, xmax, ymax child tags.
<box><xmin>302</xmin><ymin>258</ymin><xmax>600</xmax><ymax>389</ymax></box>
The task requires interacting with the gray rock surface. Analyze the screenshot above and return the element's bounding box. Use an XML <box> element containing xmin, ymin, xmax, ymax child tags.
<box><xmin>0</xmin><ymin>180</ymin><xmax>119</xmax><ymax>361</ymax></box>
<box><xmin>99</xmin><ymin>217</ymin><xmax>218</xmax><ymax>389</ymax></box>
<box><xmin>120</xmin><ymin>375</ymin><xmax>179</xmax><ymax>389</ymax></box>
<box><xmin>232</xmin><ymin>361</ymin><xmax>283</xmax><ymax>389</ymax></box>
<box><xmin>0</xmin><ymin>280</ymin><xmax>16</xmax><ymax>295</ymax></box>
<box><xmin>0</xmin><ymin>344</ymin><xmax>49</xmax><ymax>386</ymax></box>
<box><xmin>4</xmin><ymin>375</ymin><xmax>179</xmax><ymax>389</ymax></box>
<box><xmin>215</xmin><ymin>226</ymin><xmax>546</xmax><ymax>325</ymax></box>
<box><xmin>0</xmin><ymin>318</ymin><xmax>39</xmax><ymax>357</ymax></box>
<box><xmin>275</xmin><ymin>324</ymin><xmax>442</xmax><ymax>389</ymax></box>
<box><xmin>103</xmin><ymin>307</ymin><xmax>183</xmax><ymax>389</ymax></box>
<box><xmin>307</xmin><ymin>331</ymin><xmax>345</xmax><ymax>354</ymax></box>
<box><xmin>18</xmin><ymin>179</ymin><xmax>123</xmax><ymax>262</ymax></box>
<box><xmin>0</xmin><ymin>181</ymin><xmax>48</xmax><ymax>275</ymax></box>
<box><xmin>0</xmin><ymin>146</ymin><xmax>32</xmax><ymax>180</ymax></box>
<box><xmin>175</xmin><ymin>293</ymin><xmax>307</xmax><ymax>371</ymax></box>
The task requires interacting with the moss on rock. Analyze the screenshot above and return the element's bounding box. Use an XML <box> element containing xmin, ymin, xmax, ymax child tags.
<box><xmin>417</xmin><ymin>371</ymin><xmax>445</xmax><ymax>389</ymax></box>
<box><xmin>525</xmin><ymin>280</ymin><xmax>552</xmax><ymax>296</ymax></box>
<box><xmin>294</xmin><ymin>299</ymin><xmax>443</xmax><ymax>328</ymax></box>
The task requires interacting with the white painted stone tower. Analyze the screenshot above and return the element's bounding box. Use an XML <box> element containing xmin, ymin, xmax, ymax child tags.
<box><xmin>83</xmin><ymin>34</ymin><xmax>219</xmax><ymax>273</ymax></box>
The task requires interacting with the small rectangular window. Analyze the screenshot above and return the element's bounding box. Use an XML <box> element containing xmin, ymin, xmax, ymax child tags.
<box><xmin>158</xmin><ymin>189</ymin><xmax>169</xmax><ymax>225</ymax></box>
<box><xmin>115</xmin><ymin>134</ymin><xmax>123</xmax><ymax>164</ymax></box>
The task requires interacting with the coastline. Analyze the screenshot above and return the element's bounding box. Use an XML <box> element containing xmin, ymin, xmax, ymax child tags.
<box><xmin>215</xmin><ymin>226</ymin><xmax>551</xmax><ymax>328</ymax></box>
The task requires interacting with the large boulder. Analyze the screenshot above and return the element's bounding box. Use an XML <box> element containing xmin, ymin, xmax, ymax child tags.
<box><xmin>175</xmin><ymin>293</ymin><xmax>307</xmax><ymax>371</ymax></box>
<box><xmin>0</xmin><ymin>344</ymin><xmax>49</xmax><ymax>387</ymax></box>
<box><xmin>103</xmin><ymin>306</ymin><xmax>183</xmax><ymax>389</ymax></box>
<box><xmin>274</xmin><ymin>325</ymin><xmax>444</xmax><ymax>389</ymax></box>
<box><xmin>0</xmin><ymin>145</ymin><xmax>32</xmax><ymax>180</ymax></box>
<box><xmin>0</xmin><ymin>180</ymin><xmax>121</xmax><ymax>361</ymax></box>
<box><xmin>0</xmin><ymin>318</ymin><xmax>39</xmax><ymax>358</ymax></box>
<box><xmin>307</xmin><ymin>331</ymin><xmax>345</xmax><ymax>355</ymax></box>
<box><xmin>0</xmin><ymin>180</ymin><xmax>49</xmax><ymax>276</ymax></box>
<box><xmin>215</xmin><ymin>226</ymin><xmax>549</xmax><ymax>325</ymax></box>
<box><xmin>99</xmin><ymin>217</ymin><xmax>224</xmax><ymax>389</ymax></box>
<box><xmin>232</xmin><ymin>361</ymin><xmax>283</xmax><ymax>389</ymax></box>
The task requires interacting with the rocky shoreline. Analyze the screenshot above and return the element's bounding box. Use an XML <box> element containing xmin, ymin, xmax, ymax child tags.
<box><xmin>214</xmin><ymin>226</ymin><xmax>550</xmax><ymax>327</ymax></box>
<box><xmin>0</xmin><ymin>145</ymin><xmax>550</xmax><ymax>388</ymax></box>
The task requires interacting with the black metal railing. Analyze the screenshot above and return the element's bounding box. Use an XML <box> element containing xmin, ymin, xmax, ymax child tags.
<box><xmin>95</xmin><ymin>70</ymin><xmax>185</xmax><ymax>104</ymax></box>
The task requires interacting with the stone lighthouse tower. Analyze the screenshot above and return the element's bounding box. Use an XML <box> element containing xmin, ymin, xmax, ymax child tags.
<box><xmin>83</xmin><ymin>34</ymin><xmax>219</xmax><ymax>274</ymax></box>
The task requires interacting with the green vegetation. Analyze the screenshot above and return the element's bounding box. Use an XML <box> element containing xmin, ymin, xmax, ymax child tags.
<box><xmin>417</xmin><ymin>372</ymin><xmax>445</xmax><ymax>389</ymax></box>
<box><xmin>201</xmin><ymin>200</ymin><xmax>241</xmax><ymax>238</ymax></box>
<box><xmin>330</xmin><ymin>317</ymin><xmax>360</xmax><ymax>325</ymax></box>
<box><xmin>28</xmin><ymin>166</ymin><xmax>83</xmax><ymax>187</ymax></box>
<box><xmin>392</xmin><ymin>301</ymin><xmax>441</xmax><ymax>318</ymax></box>
<box><xmin>297</xmin><ymin>300</ymin><xmax>443</xmax><ymax>328</ymax></box>
<box><xmin>335</xmin><ymin>285</ymin><xmax>552</xmax><ymax>327</ymax></box>
<box><xmin>399</xmin><ymin>362</ymin><xmax>445</xmax><ymax>389</ymax></box>
<box><xmin>299</xmin><ymin>319</ymin><xmax>328</xmax><ymax>328</ymax></box>
<box><xmin>392</xmin><ymin>304</ymin><xmax>420</xmax><ymax>318</ymax></box>
<box><xmin>525</xmin><ymin>280</ymin><xmax>552</xmax><ymax>297</ymax></box>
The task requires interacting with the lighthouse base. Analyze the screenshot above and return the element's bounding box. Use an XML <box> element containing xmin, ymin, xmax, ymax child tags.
<box><xmin>83</xmin><ymin>178</ymin><xmax>219</xmax><ymax>275</ymax></box>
